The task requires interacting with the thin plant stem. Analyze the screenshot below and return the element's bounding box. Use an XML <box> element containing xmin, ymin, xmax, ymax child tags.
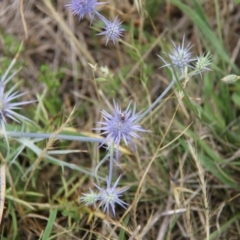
<box><xmin>95</xmin><ymin>153</ymin><xmax>110</xmax><ymax>183</ymax></box>
<box><xmin>136</xmin><ymin>79</ymin><xmax>176</xmax><ymax>123</ymax></box>
<box><xmin>108</xmin><ymin>145</ymin><xmax>114</xmax><ymax>184</ymax></box>
<box><xmin>5</xmin><ymin>131</ymin><xmax>103</xmax><ymax>143</ymax></box>
<box><xmin>136</xmin><ymin>66</ymin><xmax>198</xmax><ymax>124</ymax></box>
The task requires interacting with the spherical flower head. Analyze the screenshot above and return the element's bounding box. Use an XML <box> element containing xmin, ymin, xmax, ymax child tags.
<box><xmin>79</xmin><ymin>189</ymin><xmax>99</xmax><ymax>206</ymax></box>
<box><xmin>0</xmin><ymin>81</ymin><xmax>34</xmax><ymax>147</ymax></box>
<box><xmin>0</xmin><ymin>81</ymin><xmax>33</xmax><ymax>125</ymax></box>
<box><xmin>94</xmin><ymin>175</ymin><xmax>129</xmax><ymax>216</ymax></box>
<box><xmin>66</xmin><ymin>0</ymin><xmax>105</xmax><ymax>21</ymax></box>
<box><xmin>95</xmin><ymin>100</ymin><xmax>146</xmax><ymax>157</ymax></box>
<box><xmin>159</xmin><ymin>36</ymin><xmax>194</xmax><ymax>75</ymax></box>
<box><xmin>193</xmin><ymin>52</ymin><xmax>212</xmax><ymax>77</ymax></box>
<box><xmin>97</xmin><ymin>15</ymin><xmax>124</xmax><ymax>45</ymax></box>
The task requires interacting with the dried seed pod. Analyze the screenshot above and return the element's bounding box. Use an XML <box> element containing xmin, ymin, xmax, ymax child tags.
<box><xmin>221</xmin><ymin>74</ymin><xmax>240</xmax><ymax>84</ymax></box>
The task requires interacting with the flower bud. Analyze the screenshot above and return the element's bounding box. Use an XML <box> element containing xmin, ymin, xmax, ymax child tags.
<box><xmin>79</xmin><ymin>189</ymin><xmax>99</xmax><ymax>206</ymax></box>
<box><xmin>221</xmin><ymin>74</ymin><xmax>240</xmax><ymax>84</ymax></box>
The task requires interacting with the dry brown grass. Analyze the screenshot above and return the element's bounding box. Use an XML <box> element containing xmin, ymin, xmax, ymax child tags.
<box><xmin>1</xmin><ymin>0</ymin><xmax>240</xmax><ymax>239</ymax></box>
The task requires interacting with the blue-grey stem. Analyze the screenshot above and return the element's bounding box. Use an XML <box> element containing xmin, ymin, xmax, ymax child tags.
<box><xmin>136</xmin><ymin>79</ymin><xmax>176</xmax><ymax>123</ymax></box>
<box><xmin>95</xmin><ymin>153</ymin><xmax>110</xmax><ymax>184</ymax></box>
<box><xmin>6</xmin><ymin>131</ymin><xmax>103</xmax><ymax>143</ymax></box>
<box><xmin>108</xmin><ymin>145</ymin><xmax>114</xmax><ymax>184</ymax></box>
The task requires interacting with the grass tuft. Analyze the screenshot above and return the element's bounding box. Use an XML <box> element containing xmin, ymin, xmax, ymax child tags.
<box><xmin>0</xmin><ymin>0</ymin><xmax>240</xmax><ymax>239</ymax></box>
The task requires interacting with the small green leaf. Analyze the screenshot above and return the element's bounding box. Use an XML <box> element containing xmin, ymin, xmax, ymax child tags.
<box><xmin>41</xmin><ymin>208</ymin><xmax>58</xmax><ymax>240</ymax></box>
<box><xmin>210</xmin><ymin>213</ymin><xmax>240</xmax><ymax>239</ymax></box>
<box><xmin>118</xmin><ymin>216</ymin><xmax>130</xmax><ymax>240</ymax></box>
<box><xmin>232</xmin><ymin>93</ymin><xmax>240</xmax><ymax>107</ymax></box>
<box><xmin>95</xmin><ymin>77</ymin><xmax>107</xmax><ymax>82</ymax></box>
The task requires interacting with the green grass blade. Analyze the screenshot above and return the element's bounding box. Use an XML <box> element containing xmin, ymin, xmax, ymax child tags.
<box><xmin>118</xmin><ymin>215</ymin><xmax>129</xmax><ymax>240</ymax></box>
<box><xmin>210</xmin><ymin>213</ymin><xmax>240</xmax><ymax>239</ymax></box>
<box><xmin>170</xmin><ymin>0</ymin><xmax>238</xmax><ymax>72</ymax></box>
<box><xmin>179</xmin><ymin>132</ymin><xmax>237</xmax><ymax>188</ymax></box>
<box><xmin>41</xmin><ymin>208</ymin><xmax>58</xmax><ymax>240</ymax></box>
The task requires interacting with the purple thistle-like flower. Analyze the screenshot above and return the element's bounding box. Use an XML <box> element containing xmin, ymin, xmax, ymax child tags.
<box><xmin>95</xmin><ymin>100</ymin><xmax>146</xmax><ymax>157</ymax></box>
<box><xmin>0</xmin><ymin>82</ymin><xmax>33</xmax><ymax>125</ymax></box>
<box><xmin>97</xmin><ymin>15</ymin><xmax>124</xmax><ymax>45</ymax></box>
<box><xmin>94</xmin><ymin>175</ymin><xmax>129</xmax><ymax>215</ymax></box>
<box><xmin>158</xmin><ymin>36</ymin><xmax>195</xmax><ymax>75</ymax></box>
<box><xmin>66</xmin><ymin>0</ymin><xmax>105</xmax><ymax>21</ymax></box>
<box><xmin>0</xmin><ymin>81</ymin><xmax>34</xmax><ymax>143</ymax></box>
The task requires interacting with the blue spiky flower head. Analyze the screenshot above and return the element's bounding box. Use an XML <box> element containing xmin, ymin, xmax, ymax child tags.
<box><xmin>95</xmin><ymin>100</ymin><xmax>146</xmax><ymax>158</ymax></box>
<box><xmin>0</xmin><ymin>80</ymin><xmax>34</xmax><ymax>147</ymax></box>
<box><xmin>159</xmin><ymin>36</ymin><xmax>195</xmax><ymax>75</ymax></box>
<box><xmin>0</xmin><ymin>82</ymin><xmax>33</xmax><ymax>125</ymax></box>
<box><xmin>97</xmin><ymin>15</ymin><xmax>124</xmax><ymax>45</ymax></box>
<box><xmin>94</xmin><ymin>175</ymin><xmax>129</xmax><ymax>215</ymax></box>
<box><xmin>66</xmin><ymin>0</ymin><xmax>105</xmax><ymax>21</ymax></box>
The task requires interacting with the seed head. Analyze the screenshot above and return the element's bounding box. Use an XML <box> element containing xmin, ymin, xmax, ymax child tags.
<box><xmin>194</xmin><ymin>52</ymin><xmax>212</xmax><ymax>77</ymax></box>
<box><xmin>221</xmin><ymin>74</ymin><xmax>240</xmax><ymax>84</ymax></box>
<box><xmin>97</xmin><ymin>15</ymin><xmax>124</xmax><ymax>45</ymax></box>
<box><xmin>66</xmin><ymin>0</ymin><xmax>105</xmax><ymax>21</ymax></box>
<box><xmin>159</xmin><ymin>36</ymin><xmax>194</xmax><ymax>75</ymax></box>
<box><xmin>79</xmin><ymin>189</ymin><xmax>99</xmax><ymax>206</ymax></box>
<box><xmin>95</xmin><ymin>100</ymin><xmax>146</xmax><ymax>158</ymax></box>
<box><xmin>94</xmin><ymin>175</ymin><xmax>129</xmax><ymax>215</ymax></box>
